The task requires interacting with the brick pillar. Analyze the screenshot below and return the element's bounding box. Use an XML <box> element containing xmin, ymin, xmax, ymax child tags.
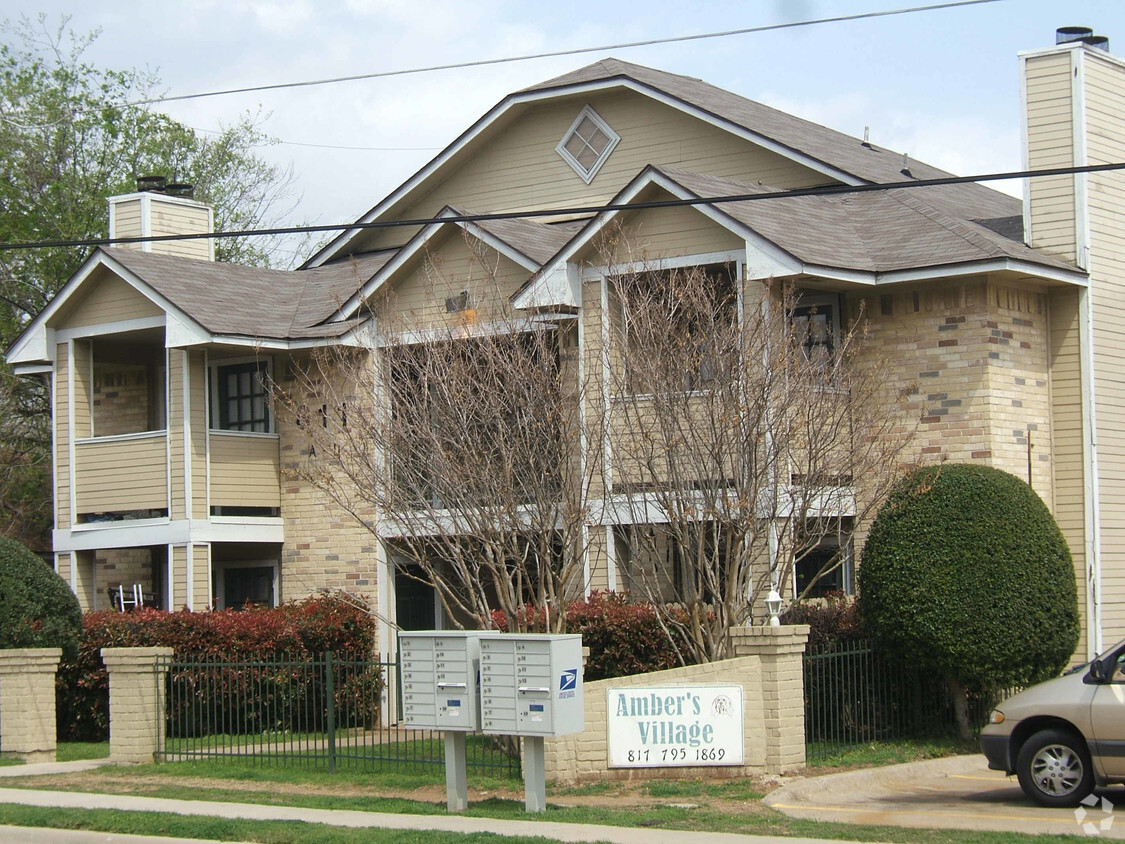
<box><xmin>730</xmin><ymin>625</ymin><xmax>810</xmax><ymax>773</ymax></box>
<box><xmin>0</xmin><ymin>648</ymin><xmax>62</xmax><ymax>763</ymax></box>
<box><xmin>101</xmin><ymin>647</ymin><xmax>173</xmax><ymax>764</ymax></box>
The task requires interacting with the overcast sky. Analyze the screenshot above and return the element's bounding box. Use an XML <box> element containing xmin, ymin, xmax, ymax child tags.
<box><xmin>12</xmin><ymin>0</ymin><xmax>1125</xmax><ymax>265</ymax></box>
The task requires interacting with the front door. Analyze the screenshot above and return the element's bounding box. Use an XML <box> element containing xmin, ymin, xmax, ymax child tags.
<box><xmin>395</xmin><ymin>565</ymin><xmax>437</xmax><ymax>630</ymax></box>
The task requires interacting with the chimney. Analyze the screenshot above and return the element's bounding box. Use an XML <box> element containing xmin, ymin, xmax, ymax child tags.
<box><xmin>1020</xmin><ymin>28</ymin><xmax>1120</xmax><ymax>268</ymax></box>
<box><xmin>107</xmin><ymin>175</ymin><xmax>214</xmax><ymax>261</ymax></box>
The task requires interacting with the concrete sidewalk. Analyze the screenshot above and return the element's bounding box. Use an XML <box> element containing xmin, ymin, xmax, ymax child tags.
<box><xmin>0</xmin><ymin>760</ymin><xmax>111</xmax><ymax>779</ymax></box>
<box><xmin>0</xmin><ymin>785</ymin><xmax>859</xmax><ymax>844</ymax></box>
<box><xmin>0</xmin><ymin>826</ymin><xmax>247</xmax><ymax>843</ymax></box>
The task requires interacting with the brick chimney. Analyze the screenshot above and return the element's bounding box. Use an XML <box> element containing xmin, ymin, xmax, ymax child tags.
<box><xmin>108</xmin><ymin>175</ymin><xmax>215</xmax><ymax>261</ymax></box>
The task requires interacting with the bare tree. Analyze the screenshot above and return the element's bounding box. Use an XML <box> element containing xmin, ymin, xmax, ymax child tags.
<box><xmin>277</xmin><ymin>240</ymin><xmax>598</xmax><ymax>633</ymax></box>
<box><xmin>596</xmin><ymin>258</ymin><xmax>914</xmax><ymax>663</ymax></box>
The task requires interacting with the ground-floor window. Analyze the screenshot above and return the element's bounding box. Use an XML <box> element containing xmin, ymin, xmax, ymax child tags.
<box><xmin>794</xmin><ymin>518</ymin><xmax>854</xmax><ymax>599</ymax></box>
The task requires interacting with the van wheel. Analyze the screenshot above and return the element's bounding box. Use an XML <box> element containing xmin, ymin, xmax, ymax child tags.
<box><xmin>1015</xmin><ymin>728</ymin><xmax>1094</xmax><ymax>807</ymax></box>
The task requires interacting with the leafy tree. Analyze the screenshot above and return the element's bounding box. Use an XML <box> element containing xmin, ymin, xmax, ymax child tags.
<box><xmin>0</xmin><ymin>535</ymin><xmax>82</xmax><ymax>657</ymax></box>
<box><xmin>858</xmin><ymin>464</ymin><xmax>1080</xmax><ymax>740</ymax></box>
<box><xmin>0</xmin><ymin>15</ymin><xmax>304</xmax><ymax>548</ymax></box>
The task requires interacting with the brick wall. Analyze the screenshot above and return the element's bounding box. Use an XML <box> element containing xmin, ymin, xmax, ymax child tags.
<box><xmin>96</xmin><ymin>547</ymin><xmax>158</xmax><ymax>610</ymax></box>
<box><xmin>849</xmin><ymin>275</ymin><xmax>1053</xmax><ymax>496</ymax></box>
<box><xmin>275</xmin><ymin>355</ymin><xmax>381</xmax><ymax>637</ymax></box>
<box><xmin>92</xmin><ymin>362</ymin><xmax>159</xmax><ymax>437</ymax></box>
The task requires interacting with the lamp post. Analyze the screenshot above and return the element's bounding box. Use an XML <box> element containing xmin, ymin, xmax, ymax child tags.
<box><xmin>766</xmin><ymin>589</ymin><xmax>782</xmax><ymax>627</ymax></box>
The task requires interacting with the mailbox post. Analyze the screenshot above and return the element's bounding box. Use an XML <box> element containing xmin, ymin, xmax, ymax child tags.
<box><xmin>399</xmin><ymin>630</ymin><xmax>585</xmax><ymax>814</ymax></box>
<box><xmin>398</xmin><ymin>631</ymin><xmax>481</xmax><ymax>811</ymax></box>
<box><xmin>478</xmin><ymin>633</ymin><xmax>584</xmax><ymax>812</ymax></box>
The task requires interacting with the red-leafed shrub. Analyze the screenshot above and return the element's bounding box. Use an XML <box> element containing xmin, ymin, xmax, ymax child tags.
<box><xmin>780</xmin><ymin>591</ymin><xmax>866</xmax><ymax>651</ymax></box>
<box><xmin>489</xmin><ymin>592</ymin><xmax>696</xmax><ymax>681</ymax></box>
<box><xmin>57</xmin><ymin>596</ymin><xmax>377</xmax><ymax>742</ymax></box>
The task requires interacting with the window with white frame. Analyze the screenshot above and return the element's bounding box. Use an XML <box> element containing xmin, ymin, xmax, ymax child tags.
<box><xmin>556</xmin><ymin>106</ymin><xmax>620</xmax><ymax>183</ymax></box>
<box><xmin>213</xmin><ymin>359</ymin><xmax>272</xmax><ymax>432</ymax></box>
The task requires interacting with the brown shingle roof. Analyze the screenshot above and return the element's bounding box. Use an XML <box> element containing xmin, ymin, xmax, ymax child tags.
<box><xmin>522</xmin><ymin>58</ymin><xmax>1022</xmax><ymax>225</ymax></box>
<box><xmin>652</xmin><ymin>168</ymin><xmax>1079</xmax><ymax>275</ymax></box>
<box><xmin>470</xmin><ymin>216</ymin><xmax>582</xmax><ymax>265</ymax></box>
<box><xmin>103</xmin><ymin>248</ymin><xmax>391</xmax><ymax>339</ymax></box>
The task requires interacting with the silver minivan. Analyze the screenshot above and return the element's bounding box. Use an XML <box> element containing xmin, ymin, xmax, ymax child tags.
<box><xmin>981</xmin><ymin>637</ymin><xmax>1125</xmax><ymax>806</ymax></box>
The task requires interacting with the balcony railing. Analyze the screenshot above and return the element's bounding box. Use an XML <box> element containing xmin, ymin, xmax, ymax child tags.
<box><xmin>75</xmin><ymin>430</ymin><xmax>169</xmax><ymax>516</ymax></box>
<box><xmin>209</xmin><ymin>430</ymin><xmax>281</xmax><ymax>509</ymax></box>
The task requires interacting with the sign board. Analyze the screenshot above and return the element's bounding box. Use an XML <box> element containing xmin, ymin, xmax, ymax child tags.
<box><xmin>398</xmin><ymin>631</ymin><xmax>481</xmax><ymax>732</ymax></box>
<box><xmin>478</xmin><ymin>633</ymin><xmax>584</xmax><ymax>737</ymax></box>
<box><xmin>606</xmin><ymin>685</ymin><xmax>743</xmax><ymax>767</ymax></box>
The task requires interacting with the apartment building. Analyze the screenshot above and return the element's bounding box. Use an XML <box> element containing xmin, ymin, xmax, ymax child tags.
<box><xmin>8</xmin><ymin>29</ymin><xmax>1122</xmax><ymax>658</ymax></box>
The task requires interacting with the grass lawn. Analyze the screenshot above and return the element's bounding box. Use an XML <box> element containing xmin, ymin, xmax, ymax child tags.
<box><xmin>56</xmin><ymin>742</ymin><xmax>110</xmax><ymax>762</ymax></box>
<box><xmin>0</xmin><ymin>739</ymin><xmax>1087</xmax><ymax>844</ymax></box>
<box><xmin>806</xmin><ymin>737</ymin><xmax>977</xmax><ymax>769</ymax></box>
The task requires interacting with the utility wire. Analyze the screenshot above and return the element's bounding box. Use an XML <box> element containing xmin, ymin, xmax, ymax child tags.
<box><xmin>126</xmin><ymin>0</ymin><xmax>1004</xmax><ymax>107</ymax></box>
<box><xmin>0</xmin><ymin>160</ymin><xmax>1117</xmax><ymax>252</ymax></box>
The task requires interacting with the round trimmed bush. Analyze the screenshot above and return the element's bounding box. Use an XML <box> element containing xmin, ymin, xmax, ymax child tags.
<box><xmin>858</xmin><ymin>464</ymin><xmax>1079</xmax><ymax>730</ymax></box>
<box><xmin>0</xmin><ymin>537</ymin><xmax>82</xmax><ymax>658</ymax></box>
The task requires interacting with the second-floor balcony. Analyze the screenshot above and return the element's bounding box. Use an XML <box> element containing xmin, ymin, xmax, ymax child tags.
<box><xmin>71</xmin><ymin>342</ymin><xmax>281</xmax><ymax>525</ymax></box>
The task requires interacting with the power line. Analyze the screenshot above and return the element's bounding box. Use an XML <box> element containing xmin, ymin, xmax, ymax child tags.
<box><xmin>0</xmin><ymin>160</ymin><xmax>1117</xmax><ymax>252</ymax></box>
<box><xmin>127</xmin><ymin>0</ymin><xmax>1004</xmax><ymax>108</ymax></box>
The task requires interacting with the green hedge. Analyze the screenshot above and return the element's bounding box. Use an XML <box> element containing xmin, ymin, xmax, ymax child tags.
<box><xmin>57</xmin><ymin>597</ymin><xmax>378</xmax><ymax>742</ymax></box>
<box><xmin>0</xmin><ymin>538</ymin><xmax>82</xmax><ymax>658</ymax></box>
<box><xmin>858</xmin><ymin>464</ymin><xmax>1079</xmax><ymax>694</ymax></box>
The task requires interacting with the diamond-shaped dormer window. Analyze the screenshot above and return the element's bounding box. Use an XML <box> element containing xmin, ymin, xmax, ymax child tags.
<box><xmin>556</xmin><ymin>106</ymin><xmax>620</xmax><ymax>184</ymax></box>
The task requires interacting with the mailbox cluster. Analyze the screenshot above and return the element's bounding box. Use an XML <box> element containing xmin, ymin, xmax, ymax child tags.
<box><xmin>399</xmin><ymin>631</ymin><xmax>584</xmax><ymax>738</ymax></box>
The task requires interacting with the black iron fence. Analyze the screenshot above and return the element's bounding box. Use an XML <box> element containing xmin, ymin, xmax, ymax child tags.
<box><xmin>803</xmin><ymin>638</ymin><xmax>1002</xmax><ymax>762</ymax></box>
<box><xmin>156</xmin><ymin>652</ymin><xmax>519</xmax><ymax>777</ymax></box>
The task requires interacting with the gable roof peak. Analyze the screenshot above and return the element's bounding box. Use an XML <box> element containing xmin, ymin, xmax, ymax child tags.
<box><xmin>517</xmin><ymin>57</ymin><xmax>704</xmax><ymax>94</ymax></box>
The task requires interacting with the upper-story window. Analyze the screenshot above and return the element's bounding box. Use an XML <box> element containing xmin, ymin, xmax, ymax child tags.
<box><xmin>790</xmin><ymin>295</ymin><xmax>839</xmax><ymax>374</ymax></box>
<box><xmin>556</xmin><ymin>105</ymin><xmax>620</xmax><ymax>184</ymax></box>
<box><xmin>612</xmin><ymin>262</ymin><xmax>737</xmax><ymax>395</ymax></box>
<box><xmin>215</xmin><ymin>360</ymin><xmax>272</xmax><ymax>433</ymax></box>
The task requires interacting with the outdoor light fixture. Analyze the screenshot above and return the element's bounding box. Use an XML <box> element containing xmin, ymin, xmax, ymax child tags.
<box><xmin>765</xmin><ymin>589</ymin><xmax>782</xmax><ymax>626</ymax></box>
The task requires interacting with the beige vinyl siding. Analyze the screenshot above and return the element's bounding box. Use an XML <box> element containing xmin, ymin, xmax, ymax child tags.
<box><xmin>168</xmin><ymin>350</ymin><xmax>186</xmax><ymax>520</ymax></box>
<box><xmin>1047</xmin><ymin>286</ymin><xmax>1087</xmax><ymax>659</ymax></box>
<box><xmin>192</xmin><ymin>544</ymin><xmax>211</xmax><ymax>611</ymax></box>
<box><xmin>171</xmin><ymin>545</ymin><xmax>187</xmax><ymax>613</ymax></box>
<box><xmin>149</xmin><ymin>202</ymin><xmax>211</xmax><ymax>261</ymax></box>
<box><xmin>55</xmin><ymin>272</ymin><xmax>163</xmax><ymax>329</ymax></box>
<box><xmin>74</xmin><ymin>433</ymin><xmax>168</xmax><ymax>513</ymax></box>
<box><xmin>1025</xmin><ymin>51</ymin><xmax>1076</xmax><ymax>261</ymax></box>
<box><xmin>613</xmin><ymin>201</ymin><xmax>743</xmax><ymax>259</ymax></box>
<box><xmin>72</xmin><ymin>341</ymin><xmax>92</xmax><ymax>439</ymax></box>
<box><xmin>209</xmin><ymin>432</ymin><xmax>281</xmax><ymax>508</ymax></box>
<box><xmin>189</xmin><ymin>351</ymin><xmax>208</xmax><ymax>519</ymax></box>
<box><xmin>355</xmin><ymin>90</ymin><xmax>829</xmax><ymax>253</ymax></box>
<box><xmin>1085</xmin><ymin>51</ymin><xmax>1125</xmax><ymax>644</ymax></box>
<box><xmin>112</xmin><ymin>198</ymin><xmax>143</xmax><ymax>243</ymax></box>
<box><xmin>56</xmin><ymin>346</ymin><xmax>72</xmax><ymax>529</ymax></box>
<box><xmin>379</xmin><ymin>230</ymin><xmax>533</xmax><ymax>331</ymax></box>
